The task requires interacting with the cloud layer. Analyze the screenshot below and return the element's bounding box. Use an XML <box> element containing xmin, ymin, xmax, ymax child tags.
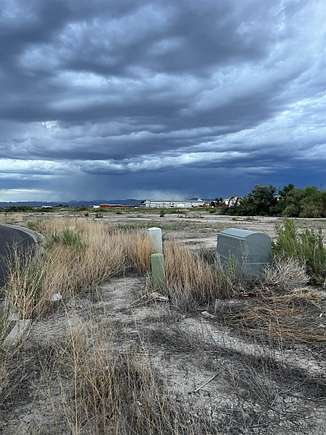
<box><xmin>1</xmin><ymin>0</ymin><xmax>326</xmax><ymax>200</ymax></box>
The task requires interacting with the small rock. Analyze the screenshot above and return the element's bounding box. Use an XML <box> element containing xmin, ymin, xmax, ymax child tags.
<box><xmin>50</xmin><ymin>292</ymin><xmax>63</xmax><ymax>302</ymax></box>
<box><xmin>201</xmin><ymin>311</ymin><xmax>216</xmax><ymax>319</ymax></box>
<box><xmin>149</xmin><ymin>292</ymin><xmax>169</xmax><ymax>303</ymax></box>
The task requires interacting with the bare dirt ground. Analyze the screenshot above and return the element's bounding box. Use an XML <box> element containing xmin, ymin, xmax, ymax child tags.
<box><xmin>99</xmin><ymin>211</ymin><xmax>326</xmax><ymax>251</ymax></box>
<box><xmin>2</xmin><ymin>274</ymin><xmax>326</xmax><ymax>434</ymax></box>
<box><xmin>1</xmin><ymin>211</ymin><xmax>326</xmax><ymax>434</ymax></box>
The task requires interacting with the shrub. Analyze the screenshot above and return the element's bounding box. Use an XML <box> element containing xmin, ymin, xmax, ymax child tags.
<box><xmin>273</xmin><ymin>219</ymin><xmax>326</xmax><ymax>284</ymax></box>
<box><xmin>263</xmin><ymin>257</ymin><xmax>309</xmax><ymax>292</ymax></box>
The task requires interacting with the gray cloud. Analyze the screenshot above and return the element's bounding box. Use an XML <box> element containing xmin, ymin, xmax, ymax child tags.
<box><xmin>0</xmin><ymin>0</ymin><xmax>325</xmax><ymax>200</ymax></box>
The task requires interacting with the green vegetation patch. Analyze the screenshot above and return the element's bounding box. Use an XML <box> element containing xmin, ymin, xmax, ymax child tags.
<box><xmin>226</xmin><ymin>184</ymin><xmax>326</xmax><ymax>218</ymax></box>
<box><xmin>273</xmin><ymin>219</ymin><xmax>326</xmax><ymax>284</ymax></box>
<box><xmin>46</xmin><ymin>228</ymin><xmax>85</xmax><ymax>250</ymax></box>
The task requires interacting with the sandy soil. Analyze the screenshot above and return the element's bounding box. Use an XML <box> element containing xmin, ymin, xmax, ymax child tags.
<box><xmin>1</xmin><ymin>274</ymin><xmax>326</xmax><ymax>434</ymax></box>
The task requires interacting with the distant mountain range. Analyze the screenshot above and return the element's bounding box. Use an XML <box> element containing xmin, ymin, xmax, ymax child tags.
<box><xmin>0</xmin><ymin>199</ymin><xmax>143</xmax><ymax>208</ymax></box>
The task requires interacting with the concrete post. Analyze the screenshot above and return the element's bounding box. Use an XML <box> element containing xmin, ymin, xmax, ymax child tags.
<box><xmin>150</xmin><ymin>253</ymin><xmax>166</xmax><ymax>289</ymax></box>
<box><xmin>147</xmin><ymin>227</ymin><xmax>163</xmax><ymax>254</ymax></box>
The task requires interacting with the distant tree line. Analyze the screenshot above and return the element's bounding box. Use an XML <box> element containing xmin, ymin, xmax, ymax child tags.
<box><xmin>223</xmin><ymin>184</ymin><xmax>326</xmax><ymax>218</ymax></box>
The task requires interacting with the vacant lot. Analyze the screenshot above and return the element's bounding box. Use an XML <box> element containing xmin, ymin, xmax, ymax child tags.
<box><xmin>0</xmin><ymin>211</ymin><xmax>325</xmax><ymax>434</ymax></box>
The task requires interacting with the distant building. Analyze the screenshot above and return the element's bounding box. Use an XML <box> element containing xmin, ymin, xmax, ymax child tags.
<box><xmin>223</xmin><ymin>196</ymin><xmax>241</xmax><ymax>207</ymax></box>
<box><xmin>142</xmin><ymin>199</ymin><xmax>206</xmax><ymax>208</ymax></box>
<box><xmin>99</xmin><ymin>203</ymin><xmax>125</xmax><ymax>208</ymax></box>
<box><xmin>92</xmin><ymin>203</ymin><xmax>127</xmax><ymax>209</ymax></box>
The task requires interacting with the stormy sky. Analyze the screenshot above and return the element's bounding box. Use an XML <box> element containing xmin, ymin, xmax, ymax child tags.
<box><xmin>0</xmin><ymin>0</ymin><xmax>325</xmax><ymax>201</ymax></box>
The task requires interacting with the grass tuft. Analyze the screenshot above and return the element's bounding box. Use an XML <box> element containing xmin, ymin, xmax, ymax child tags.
<box><xmin>5</xmin><ymin>220</ymin><xmax>151</xmax><ymax>318</ymax></box>
<box><xmin>263</xmin><ymin>257</ymin><xmax>309</xmax><ymax>293</ymax></box>
<box><xmin>64</xmin><ymin>326</ymin><xmax>213</xmax><ymax>434</ymax></box>
<box><xmin>164</xmin><ymin>241</ymin><xmax>243</xmax><ymax>310</ymax></box>
<box><xmin>274</xmin><ymin>219</ymin><xmax>326</xmax><ymax>284</ymax></box>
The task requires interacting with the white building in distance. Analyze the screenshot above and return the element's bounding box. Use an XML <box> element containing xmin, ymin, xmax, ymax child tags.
<box><xmin>143</xmin><ymin>199</ymin><xmax>206</xmax><ymax>208</ymax></box>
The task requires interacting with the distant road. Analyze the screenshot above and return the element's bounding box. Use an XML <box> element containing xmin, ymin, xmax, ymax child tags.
<box><xmin>0</xmin><ymin>224</ymin><xmax>36</xmax><ymax>288</ymax></box>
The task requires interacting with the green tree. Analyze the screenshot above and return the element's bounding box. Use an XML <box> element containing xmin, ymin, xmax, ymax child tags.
<box><xmin>281</xmin><ymin>187</ymin><xmax>305</xmax><ymax>217</ymax></box>
<box><xmin>232</xmin><ymin>185</ymin><xmax>277</xmax><ymax>216</ymax></box>
<box><xmin>299</xmin><ymin>187</ymin><xmax>326</xmax><ymax>218</ymax></box>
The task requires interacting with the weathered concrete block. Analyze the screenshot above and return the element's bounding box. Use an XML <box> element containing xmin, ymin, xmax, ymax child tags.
<box><xmin>147</xmin><ymin>227</ymin><xmax>163</xmax><ymax>254</ymax></box>
<box><xmin>150</xmin><ymin>253</ymin><xmax>165</xmax><ymax>289</ymax></box>
<box><xmin>217</xmin><ymin>228</ymin><xmax>272</xmax><ymax>279</ymax></box>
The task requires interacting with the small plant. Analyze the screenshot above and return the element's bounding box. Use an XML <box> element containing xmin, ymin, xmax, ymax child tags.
<box><xmin>273</xmin><ymin>219</ymin><xmax>326</xmax><ymax>284</ymax></box>
<box><xmin>0</xmin><ymin>313</ymin><xmax>8</xmax><ymax>349</ymax></box>
<box><xmin>5</xmin><ymin>250</ymin><xmax>46</xmax><ymax>318</ymax></box>
<box><xmin>26</xmin><ymin>220</ymin><xmax>38</xmax><ymax>231</ymax></box>
<box><xmin>263</xmin><ymin>257</ymin><xmax>309</xmax><ymax>292</ymax></box>
<box><xmin>46</xmin><ymin>229</ymin><xmax>85</xmax><ymax>250</ymax></box>
<box><xmin>64</xmin><ymin>326</ymin><xmax>212</xmax><ymax>434</ymax></box>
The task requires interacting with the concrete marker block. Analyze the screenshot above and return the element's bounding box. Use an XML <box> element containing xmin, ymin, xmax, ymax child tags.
<box><xmin>151</xmin><ymin>253</ymin><xmax>166</xmax><ymax>289</ymax></box>
<box><xmin>147</xmin><ymin>227</ymin><xmax>163</xmax><ymax>254</ymax></box>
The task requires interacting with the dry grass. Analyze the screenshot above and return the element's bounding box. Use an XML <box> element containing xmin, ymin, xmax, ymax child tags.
<box><xmin>226</xmin><ymin>290</ymin><xmax>326</xmax><ymax>345</ymax></box>
<box><xmin>0</xmin><ymin>313</ymin><xmax>9</xmax><ymax>403</ymax></box>
<box><xmin>5</xmin><ymin>219</ymin><xmax>151</xmax><ymax>318</ymax></box>
<box><xmin>263</xmin><ymin>257</ymin><xmax>309</xmax><ymax>293</ymax></box>
<box><xmin>164</xmin><ymin>241</ymin><xmax>243</xmax><ymax>309</ymax></box>
<box><xmin>6</xmin><ymin>217</ymin><xmax>245</xmax><ymax>317</ymax></box>
<box><xmin>61</xmin><ymin>324</ymin><xmax>214</xmax><ymax>435</ymax></box>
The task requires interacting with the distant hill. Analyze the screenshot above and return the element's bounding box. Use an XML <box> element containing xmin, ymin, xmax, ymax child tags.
<box><xmin>0</xmin><ymin>199</ymin><xmax>143</xmax><ymax>208</ymax></box>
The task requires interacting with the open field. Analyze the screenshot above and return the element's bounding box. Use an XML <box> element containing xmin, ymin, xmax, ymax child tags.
<box><xmin>2</xmin><ymin>208</ymin><xmax>326</xmax><ymax>249</ymax></box>
<box><xmin>0</xmin><ymin>211</ymin><xmax>325</xmax><ymax>434</ymax></box>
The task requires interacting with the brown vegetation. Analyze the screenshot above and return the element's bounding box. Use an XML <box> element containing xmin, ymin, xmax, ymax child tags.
<box><xmin>1</xmin><ymin>215</ymin><xmax>325</xmax><ymax>434</ymax></box>
<box><xmin>61</xmin><ymin>324</ymin><xmax>213</xmax><ymax>434</ymax></box>
<box><xmin>225</xmin><ymin>290</ymin><xmax>326</xmax><ymax>345</ymax></box>
<box><xmin>5</xmin><ymin>219</ymin><xmax>151</xmax><ymax>318</ymax></box>
<box><xmin>164</xmin><ymin>241</ymin><xmax>243</xmax><ymax>310</ymax></box>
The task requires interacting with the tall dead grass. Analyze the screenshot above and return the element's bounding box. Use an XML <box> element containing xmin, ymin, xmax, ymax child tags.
<box><xmin>263</xmin><ymin>257</ymin><xmax>309</xmax><ymax>293</ymax></box>
<box><xmin>62</xmin><ymin>324</ymin><xmax>213</xmax><ymax>434</ymax></box>
<box><xmin>226</xmin><ymin>290</ymin><xmax>326</xmax><ymax>345</ymax></box>
<box><xmin>5</xmin><ymin>219</ymin><xmax>151</xmax><ymax>318</ymax></box>
<box><xmin>164</xmin><ymin>241</ymin><xmax>242</xmax><ymax>309</ymax></box>
<box><xmin>6</xmin><ymin>217</ymin><xmax>245</xmax><ymax>317</ymax></box>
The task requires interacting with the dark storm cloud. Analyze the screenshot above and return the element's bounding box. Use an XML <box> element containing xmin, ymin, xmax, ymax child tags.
<box><xmin>0</xmin><ymin>0</ymin><xmax>325</xmax><ymax>200</ymax></box>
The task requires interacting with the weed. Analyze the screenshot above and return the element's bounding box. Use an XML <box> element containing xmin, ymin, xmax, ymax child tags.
<box><xmin>164</xmin><ymin>242</ymin><xmax>243</xmax><ymax>310</ymax></box>
<box><xmin>5</xmin><ymin>250</ymin><xmax>45</xmax><ymax>318</ymax></box>
<box><xmin>46</xmin><ymin>229</ymin><xmax>85</xmax><ymax>250</ymax></box>
<box><xmin>273</xmin><ymin>219</ymin><xmax>326</xmax><ymax>284</ymax></box>
<box><xmin>263</xmin><ymin>257</ymin><xmax>309</xmax><ymax>292</ymax></box>
<box><xmin>64</xmin><ymin>326</ymin><xmax>215</xmax><ymax>434</ymax></box>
